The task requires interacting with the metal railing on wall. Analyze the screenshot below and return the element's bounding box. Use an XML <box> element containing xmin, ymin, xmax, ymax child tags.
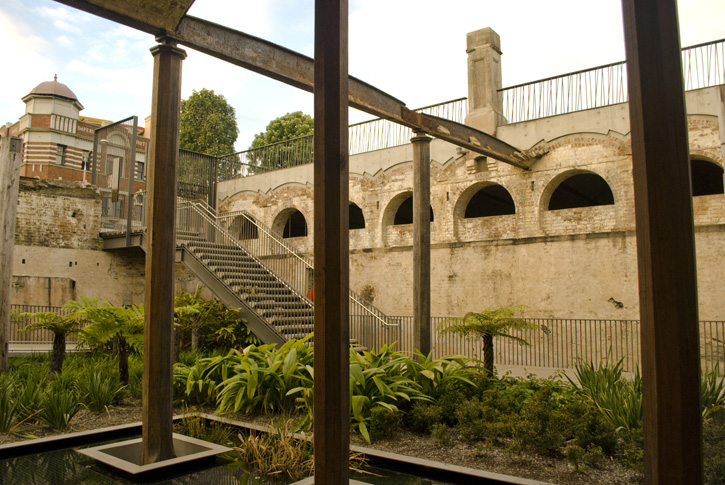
<box><xmin>499</xmin><ymin>38</ymin><xmax>725</xmax><ymax>124</ymax></box>
<box><xmin>9</xmin><ymin>304</ymin><xmax>79</xmax><ymax>344</ymax></box>
<box><xmin>384</xmin><ymin>316</ymin><xmax>724</xmax><ymax>374</ymax></box>
<box><xmin>218</xmin><ymin>98</ymin><xmax>469</xmax><ymax>180</ymax></box>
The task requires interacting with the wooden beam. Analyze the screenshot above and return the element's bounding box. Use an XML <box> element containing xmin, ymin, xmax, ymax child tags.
<box><xmin>142</xmin><ymin>40</ymin><xmax>186</xmax><ymax>465</ymax></box>
<box><xmin>313</xmin><ymin>0</ymin><xmax>349</xmax><ymax>482</ymax></box>
<box><xmin>0</xmin><ymin>136</ymin><xmax>23</xmax><ymax>372</ymax></box>
<box><xmin>172</xmin><ymin>16</ymin><xmax>528</xmax><ymax>168</ymax></box>
<box><xmin>52</xmin><ymin>0</ymin><xmax>195</xmax><ymax>35</ymax></box>
<box><xmin>412</xmin><ymin>131</ymin><xmax>432</xmax><ymax>357</ymax></box>
<box><xmin>621</xmin><ymin>1</ymin><xmax>702</xmax><ymax>483</ymax></box>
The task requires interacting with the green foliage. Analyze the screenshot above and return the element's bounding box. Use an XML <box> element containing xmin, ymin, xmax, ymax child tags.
<box><xmin>216</xmin><ymin>337</ymin><xmax>315</xmax><ymax>416</ymax></box>
<box><xmin>402</xmin><ymin>351</ymin><xmax>477</xmax><ymax>397</ymax></box>
<box><xmin>37</xmin><ymin>389</ymin><xmax>81</xmax><ymax>429</ymax></box>
<box><xmin>704</xmin><ymin>410</ymin><xmax>725</xmax><ymax>484</ymax></box>
<box><xmin>77</xmin><ymin>366</ymin><xmax>126</xmax><ymax>413</ymax></box>
<box><xmin>175</xmin><ymin>289</ymin><xmax>259</xmax><ymax>353</ymax></box>
<box><xmin>368</xmin><ymin>407</ymin><xmax>402</xmax><ymax>441</ymax></box>
<box><xmin>701</xmin><ymin>369</ymin><xmax>725</xmax><ymax>419</ymax></box>
<box><xmin>179</xmin><ymin>88</ymin><xmax>239</xmax><ymax>179</ymax></box>
<box><xmin>248</xmin><ymin>111</ymin><xmax>314</xmax><ymax>170</ymax></box>
<box><xmin>14</xmin><ymin>374</ymin><xmax>44</xmax><ymax>423</ymax></box>
<box><xmin>438</xmin><ymin>305</ymin><xmax>538</xmax><ymax>375</ymax></box>
<box><xmin>568</xmin><ymin>358</ymin><xmax>643</xmax><ymax>431</ymax></box>
<box><xmin>0</xmin><ymin>378</ymin><xmax>18</xmax><ymax>434</ymax></box>
<box><xmin>349</xmin><ymin>344</ymin><xmax>429</xmax><ymax>443</ymax></box>
<box><xmin>176</xmin><ymin>410</ymin><xmax>234</xmax><ymax>446</ymax></box>
<box><xmin>233</xmin><ymin>420</ymin><xmax>313</xmax><ymax>480</ymax></box>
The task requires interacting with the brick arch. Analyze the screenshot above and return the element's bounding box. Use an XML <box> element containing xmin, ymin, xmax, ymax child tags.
<box><xmin>348</xmin><ymin>200</ymin><xmax>366</xmax><ymax>230</ymax></box>
<box><xmin>690</xmin><ymin>156</ymin><xmax>724</xmax><ymax>196</ymax></box>
<box><xmin>541</xmin><ymin>169</ymin><xmax>615</xmax><ymax>211</ymax></box>
<box><xmin>272</xmin><ymin>207</ymin><xmax>308</xmax><ymax>238</ymax></box>
<box><xmin>453</xmin><ymin>181</ymin><xmax>517</xmax><ymax>220</ymax></box>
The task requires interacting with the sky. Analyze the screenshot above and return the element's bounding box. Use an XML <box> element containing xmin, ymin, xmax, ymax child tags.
<box><xmin>1</xmin><ymin>0</ymin><xmax>724</xmax><ymax>151</ymax></box>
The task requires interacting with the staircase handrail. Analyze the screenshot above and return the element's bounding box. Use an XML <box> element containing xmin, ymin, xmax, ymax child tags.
<box><xmin>176</xmin><ymin>202</ymin><xmax>313</xmax><ymax>309</ymax></box>
<box><xmin>216</xmin><ymin>208</ymin><xmax>397</xmax><ymax>327</ymax></box>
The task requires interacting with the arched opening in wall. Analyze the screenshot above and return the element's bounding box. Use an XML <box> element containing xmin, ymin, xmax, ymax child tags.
<box><xmin>691</xmin><ymin>159</ymin><xmax>724</xmax><ymax>196</ymax></box>
<box><xmin>349</xmin><ymin>203</ymin><xmax>365</xmax><ymax>229</ymax></box>
<box><xmin>464</xmin><ymin>184</ymin><xmax>516</xmax><ymax>217</ymax></box>
<box><xmin>547</xmin><ymin>173</ymin><xmax>614</xmax><ymax>210</ymax></box>
<box><xmin>393</xmin><ymin>196</ymin><xmax>434</xmax><ymax>225</ymax></box>
<box><xmin>273</xmin><ymin>209</ymin><xmax>308</xmax><ymax>238</ymax></box>
<box><xmin>229</xmin><ymin>215</ymin><xmax>259</xmax><ymax>240</ymax></box>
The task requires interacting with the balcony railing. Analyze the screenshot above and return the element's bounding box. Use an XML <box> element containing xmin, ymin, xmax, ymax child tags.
<box><xmin>500</xmin><ymin>38</ymin><xmax>725</xmax><ymax>123</ymax></box>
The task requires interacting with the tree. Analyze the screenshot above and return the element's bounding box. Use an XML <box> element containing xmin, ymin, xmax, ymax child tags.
<box><xmin>179</xmin><ymin>88</ymin><xmax>239</xmax><ymax>180</ymax></box>
<box><xmin>14</xmin><ymin>297</ymin><xmax>96</xmax><ymax>377</ymax></box>
<box><xmin>81</xmin><ymin>303</ymin><xmax>144</xmax><ymax>385</ymax></box>
<box><xmin>248</xmin><ymin>111</ymin><xmax>314</xmax><ymax>170</ymax></box>
<box><xmin>438</xmin><ymin>305</ymin><xmax>539</xmax><ymax>376</ymax></box>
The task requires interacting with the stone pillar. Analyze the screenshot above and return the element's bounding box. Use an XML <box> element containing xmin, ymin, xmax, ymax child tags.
<box><xmin>464</xmin><ymin>27</ymin><xmax>504</xmax><ymax>134</ymax></box>
<box><xmin>0</xmin><ymin>136</ymin><xmax>22</xmax><ymax>372</ymax></box>
<box><xmin>622</xmin><ymin>0</ymin><xmax>702</xmax><ymax>482</ymax></box>
<box><xmin>412</xmin><ymin>130</ymin><xmax>431</xmax><ymax>357</ymax></box>
<box><xmin>313</xmin><ymin>0</ymin><xmax>349</xmax><ymax>483</ymax></box>
<box><xmin>142</xmin><ymin>39</ymin><xmax>186</xmax><ymax>465</ymax></box>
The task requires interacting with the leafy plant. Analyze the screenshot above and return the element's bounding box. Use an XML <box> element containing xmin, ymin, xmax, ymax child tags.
<box><xmin>701</xmin><ymin>369</ymin><xmax>725</xmax><ymax>419</ymax></box>
<box><xmin>77</xmin><ymin>368</ymin><xmax>126</xmax><ymax>413</ymax></box>
<box><xmin>13</xmin><ymin>297</ymin><xmax>96</xmax><ymax>377</ymax></box>
<box><xmin>0</xmin><ymin>378</ymin><xmax>18</xmax><ymax>434</ymax></box>
<box><xmin>567</xmin><ymin>357</ymin><xmax>643</xmax><ymax>431</ymax></box>
<box><xmin>438</xmin><ymin>305</ymin><xmax>539</xmax><ymax>375</ymax></box>
<box><xmin>349</xmin><ymin>343</ymin><xmax>429</xmax><ymax>443</ymax></box>
<box><xmin>80</xmin><ymin>303</ymin><xmax>144</xmax><ymax>385</ymax></box>
<box><xmin>13</xmin><ymin>374</ymin><xmax>45</xmax><ymax>423</ymax></box>
<box><xmin>402</xmin><ymin>351</ymin><xmax>477</xmax><ymax>397</ymax></box>
<box><xmin>37</xmin><ymin>389</ymin><xmax>81</xmax><ymax>429</ymax></box>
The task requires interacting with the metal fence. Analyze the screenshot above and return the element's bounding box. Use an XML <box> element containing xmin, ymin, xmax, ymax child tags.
<box><xmin>500</xmin><ymin>38</ymin><xmax>725</xmax><ymax>123</ymax></box>
<box><xmin>383</xmin><ymin>316</ymin><xmax>724</xmax><ymax>374</ymax></box>
<box><xmin>218</xmin><ymin>98</ymin><xmax>469</xmax><ymax>180</ymax></box>
<box><xmin>8</xmin><ymin>304</ymin><xmax>79</xmax><ymax>344</ymax></box>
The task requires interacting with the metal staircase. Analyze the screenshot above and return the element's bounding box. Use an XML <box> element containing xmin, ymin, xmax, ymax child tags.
<box><xmin>102</xmin><ymin>198</ymin><xmax>397</xmax><ymax>346</ymax></box>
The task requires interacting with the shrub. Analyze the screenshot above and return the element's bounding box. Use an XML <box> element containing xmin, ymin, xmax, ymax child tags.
<box><xmin>704</xmin><ymin>410</ymin><xmax>725</xmax><ymax>484</ymax></box>
<box><xmin>407</xmin><ymin>401</ymin><xmax>443</xmax><ymax>433</ymax></box>
<box><xmin>37</xmin><ymin>390</ymin><xmax>81</xmax><ymax>429</ymax></box>
<box><xmin>233</xmin><ymin>420</ymin><xmax>313</xmax><ymax>480</ymax></box>
<box><xmin>368</xmin><ymin>407</ymin><xmax>402</xmax><ymax>441</ymax></box>
<box><xmin>431</xmin><ymin>423</ymin><xmax>452</xmax><ymax>447</ymax></box>
<box><xmin>455</xmin><ymin>397</ymin><xmax>514</xmax><ymax>445</ymax></box>
<box><xmin>512</xmin><ymin>388</ymin><xmax>570</xmax><ymax>457</ymax></box>
<box><xmin>0</xmin><ymin>378</ymin><xmax>17</xmax><ymax>434</ymax></box>
<box><xmin>78</xmin><ymin>368</ymin><xmax>126</xmax><ymax>412</ymax></box>
<box><xmin>14</xmin><ymin>375</ymin><xmax>44</xmax><ymax>423</ymax></box>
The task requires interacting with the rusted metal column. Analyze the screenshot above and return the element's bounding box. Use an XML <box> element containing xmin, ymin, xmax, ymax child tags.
<box><xmin>313</xmin><ymin>0</ymin><xmax>349</xmax><ymax>482</ymax></box>
<box><xmin>412</xmin><ymin>130</ymin><xmax>432</xmax><ymax>357</ymax></box>
<box><xmin>0</xmin><ymin>136</ymin><xmax>22</xmax><ymax>372</ymax></box>
<box><xmin>621</xmin><ymin>0</ymin><xmax>702</xmax><ymax>482</ymax></box>
<box><xmin>142</xmin><ymin>39</ymin><xmax>186</xmax><ymax>465</ymax></box>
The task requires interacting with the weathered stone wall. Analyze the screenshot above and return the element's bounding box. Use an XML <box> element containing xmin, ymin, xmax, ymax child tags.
<box><xmin>15</xmin><ymin>178</ymin><xmax>102</xmax><ymax>250</ymax></box>
<box><xmin>217</xmin><ymin>89</ymin><xmax>725</xmax><ymax>321</ymax></box>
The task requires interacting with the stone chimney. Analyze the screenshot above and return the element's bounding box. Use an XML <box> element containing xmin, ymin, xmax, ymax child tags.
<box><xmin>464</xmin><ymin>28</ymin><xmax>504</xmax><ymax>134</ymax></box>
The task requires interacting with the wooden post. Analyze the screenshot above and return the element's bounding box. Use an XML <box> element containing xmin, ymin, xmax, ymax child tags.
<box><xmin>313</xmin><ymin>0</ymin><xmax>349</xmax><ymax>482</ymax></box>
<box><xmin>412</xmin><ymin>130</ymin><xmax>432</xmax><ymax>357</ymax></box>
<box><xmin>142</xmin><ymin>39</ymin><xmax>186</xmax><ymax>465</ymax></box>
<box><xmin>621</xmin><ymin>1</ymin><xmax>703</xmax><ymax>482</ymax></box>
<box><xmin>0</xmin><ymin>136</ymin><xmax>22</xmax><ymax>372</ymax></box>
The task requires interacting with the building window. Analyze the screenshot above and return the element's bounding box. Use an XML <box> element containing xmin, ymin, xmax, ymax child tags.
<box><xmin>349</xmin><ymin>203</ymin><xmax>365</xmax><ymax>229</ymax></box>
<box><xmin>56</xmin><ymin>144</ymin><xmax>67</xmax><ymax>166</ymax></box>
<box><xmin>282</xmin><ymin>210</ymin><xmax>307</xmax><ymax>238</ymax></box>
<box><xmin>136</xmin><ymin>161</ymin><xmax>145</xmax><ymax>181</ymax></box>
<box><xmin>691</xmin><ymin>159</ymin><xmax>724</xmax><ymax>196</ymax></box>
<box><xmin>393</xmin><ymin>196</ymin><xmax>434</xmax><ymax>225</ymax></box>
<box><xmin>81</xmin><ymin>150</ymin><xmax>91</xmax><ymax>171</ymax></box>
<box><xmin>547</xmin><ymin>173</ymin><xmax>614</xmax><ymax>210</ymax></box>
<box><xmin>105</xmin><ymin>155</ymin><xmax>114</xmax><ymax>175</ymax></box>
<box><xmin>464</xmin><ymin>184</ymin><xmax>516</xmax><ymax>218</ymax></box>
